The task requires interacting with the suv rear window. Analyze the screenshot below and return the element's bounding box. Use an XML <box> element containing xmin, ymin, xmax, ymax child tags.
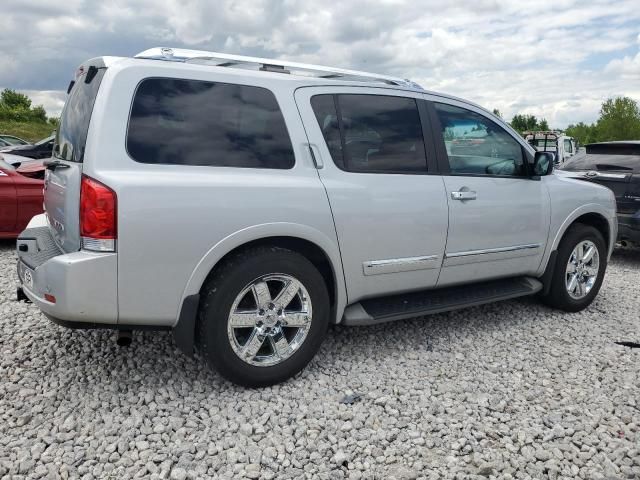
<box><xmin>127</xmin><ymin>78</ymin><xmax>295</xmax><ymax>169</ymax></box>
<box><xmin>55</xmin><ymin>67</ymin><xmax>106</xmax><ymax>162</ymax></box>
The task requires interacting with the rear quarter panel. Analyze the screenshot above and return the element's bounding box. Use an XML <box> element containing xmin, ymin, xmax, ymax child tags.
<box><xmin>83</xmin><ymin>61</ymin><xmax>345</xmax><ymax>326</ymax></box>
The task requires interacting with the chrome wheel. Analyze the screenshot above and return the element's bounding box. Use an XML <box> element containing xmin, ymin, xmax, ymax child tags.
<box><xmin>227</xmin><ymin>274</ymin><xmax>312</xmax><ymax>367</ymax></box>
<box><xmin>565</xmin><ymin>240</ymin><xmax>600</xmax><ymax>299</ymax></box>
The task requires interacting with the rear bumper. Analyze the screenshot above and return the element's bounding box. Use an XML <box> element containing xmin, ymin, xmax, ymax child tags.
<box><xmin>16</xmin><ymin>220</ymin><xmax>118</xmax><ymax>325</ymax></box>
<box><xmin>618</xmin><ymin>211</ymin><xmax>640</xmax><ymax>243</ymax></box>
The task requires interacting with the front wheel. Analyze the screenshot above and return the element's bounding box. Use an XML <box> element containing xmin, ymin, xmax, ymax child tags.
<box><xmin>197</xmin><ymin>246</ymin><xmax>330</xmax><ymax>387</ymax></box>
<box><xmin>542</xmin><ymin>224</ymin><xmax>607</xmax><ymax>312</ymax></box>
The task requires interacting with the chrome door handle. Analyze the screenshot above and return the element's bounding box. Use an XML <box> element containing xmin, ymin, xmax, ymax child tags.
<box><xmin>451</xmin><ymin>191</ymin><xmax>477</xmax><ymax>201</ymax></box>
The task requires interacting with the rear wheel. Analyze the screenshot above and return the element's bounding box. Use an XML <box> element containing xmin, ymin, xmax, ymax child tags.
<box><xmin>197</xmin><ymin>246</ymin><xmax>329</xmax><ymax>387</ymax></box>
<box><xmin>542</xmin><ymin>224</ymin><xmax>607</xmax><ymax>312</ymax></box>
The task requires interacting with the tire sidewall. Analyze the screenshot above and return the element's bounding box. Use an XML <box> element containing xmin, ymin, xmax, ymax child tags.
<box><xmin>199</xmin><ymin>249</ymin><xmax>329</xmax><ymax>387</ymax></box>
<box><xmin>551</xmin><ymin>225</ymin><xmax>607</xmax><ymax>311</ymax></box>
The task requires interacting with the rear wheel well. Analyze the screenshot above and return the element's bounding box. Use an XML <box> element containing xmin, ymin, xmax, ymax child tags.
<box><xmin>202</xmin><ymin>236</ymin><xmax>338</xmax><ymax>321</ymax></box>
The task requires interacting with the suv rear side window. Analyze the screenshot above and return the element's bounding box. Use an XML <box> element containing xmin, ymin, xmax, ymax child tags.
<box><xmin>127</xmin><ymin>78</ymin><xmax>294</xmax><ymax>169</ymax></box>
<box><xmin>55</xmin><ymin>67</ymin><xmax>105</xmax><ymax>162</ymax></box>
<box><xmin>434</xmin><ymin>103</ymin><xmax>526</xmax><ymax>177</ymax></box>
<box><xmin>311</xmin><ymin>94</ymin><xmax>427</xmax><ymax>173</ymax></box>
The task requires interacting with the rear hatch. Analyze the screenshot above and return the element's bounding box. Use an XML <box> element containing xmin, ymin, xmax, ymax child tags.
<box><xmin>45</xmin><ymin>62</ymin><xmax>106</xmax><ymax>252</ymax></box>
<box><xmin>560</xmin><ymin>143</ymin><xmax>640</xmax><ymax>213</ymax></box>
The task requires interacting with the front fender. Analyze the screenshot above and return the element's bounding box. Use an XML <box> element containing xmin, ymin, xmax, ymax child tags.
<box><xmin>550</xmin><ymin>203</ymin><xmax>617</xmax><ymax>259</ymax></box>
<box><xmin>177</xmin><ymin>222</ymin><xmax>347</xmax><ymax>325</ymax></box>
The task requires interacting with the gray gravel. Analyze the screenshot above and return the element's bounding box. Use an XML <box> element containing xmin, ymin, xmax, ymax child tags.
<box><xmin>1</xmin><ymin>239</ymin><xmax>639</xmax><ymax>480</ymax></box>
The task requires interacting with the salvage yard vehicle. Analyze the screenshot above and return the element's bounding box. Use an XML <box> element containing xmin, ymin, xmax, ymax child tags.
<box><xmin>0</xmin><ymin>134</ymin><xmax>30</xmax><ymax>147</ymax></box>
<box><xmin>0</xmin><ymin>158</ymin><xmax>43</xmax><ymax>239</ymax></box>
<box><xmin>0</xmin><ymin>134</ymin><xmax>54</xmax><ymax>159</ymax></box>
<box><xmin>560</xmin><ymin>141</ymin><xmax>640</xmax><ymax>246</ymax></box>
<box><xmin>524</xmin><ymin>131</ymin><xmax>576</xmax><ymax>165</ymax></box>
<box><xmin>16</xmin><ymin>48</ymin><xmax>617</xmax><ymax>387</ymax></box>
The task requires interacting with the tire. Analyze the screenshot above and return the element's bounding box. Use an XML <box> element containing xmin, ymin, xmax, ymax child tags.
<box><xmin>197</xmin><ymin>246</ymin><xmax>330</xmax><ymax>387</ymax></box>
<box><xmin>542</xmin><ymin>224</ymin><xmax>607</xmax><ymax>312</ymax></box>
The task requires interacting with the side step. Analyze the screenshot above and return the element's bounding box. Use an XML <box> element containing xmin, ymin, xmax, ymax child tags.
<box><xmin>342</xmin><ymin>277</ymin><xmax>542</xmax><ymax>326</ymax></box>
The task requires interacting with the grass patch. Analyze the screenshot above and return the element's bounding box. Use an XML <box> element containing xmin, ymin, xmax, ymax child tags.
<box><xmin>0</xmin><ymin>120</ymin><xmax>56</xmax><ymax>143</ymax></box>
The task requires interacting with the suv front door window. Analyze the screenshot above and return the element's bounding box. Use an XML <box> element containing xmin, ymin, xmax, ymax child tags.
<box><xmin>435</xmin><ymin>103</ymin><xmax>526</xmax><ymax>177</ymax></box>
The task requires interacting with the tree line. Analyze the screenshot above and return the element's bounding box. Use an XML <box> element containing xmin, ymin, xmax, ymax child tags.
<box><xmin>0</xmin><ymin>88</ymin><xmax>58</xmax><ymax>125</ymax></box>
<box><xmin>496</xmin><ymin>96</ymin><xmax>640</xmax><ymax>146</ymax></box>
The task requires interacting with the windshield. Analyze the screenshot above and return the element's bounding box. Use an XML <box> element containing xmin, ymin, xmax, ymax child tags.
<box><xmin>54</xmin><ymin>66</ymin><xmax>105</xmax><ymax>162</ymax></box>
<box><xmin>0</xmin><ymin>136</ymin><xmax>27</xmax><ymax>145</ymax></box>
<box><xmin>533</xmin><ymin>139</ymin><xmax>557</xmax><ymax>147</ymax></box>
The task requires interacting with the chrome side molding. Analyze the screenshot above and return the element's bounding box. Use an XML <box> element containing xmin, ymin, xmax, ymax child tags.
<box><xmin>363</xmin><ymin>255</ymin><xmax>439</xmax><ymax>276</ymax></box>
<box><xmin>445</xmin><ymin>243</ymin><xmax>541</xmax><ymax>258</ymax></box>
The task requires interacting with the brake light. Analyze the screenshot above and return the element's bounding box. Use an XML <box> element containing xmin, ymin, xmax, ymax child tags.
<box><xmin>80</xmin><ymin>175</ymin><xmax>117</xmax><ymax>252</ymax></box>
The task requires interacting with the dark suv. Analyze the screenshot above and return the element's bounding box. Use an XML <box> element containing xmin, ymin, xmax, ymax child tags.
<box><xmin>561</xmin><ymin>141</ymin><xmax>640</xmax><ymax>245</ymax></box>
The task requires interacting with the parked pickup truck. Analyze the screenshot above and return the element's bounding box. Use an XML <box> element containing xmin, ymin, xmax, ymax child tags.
<box><xmin>16</xmin><ymin>48</ymin><xmax>617</xmax><ymax>387</ymax></box>
<box><xmin>524</xmin><ymin>131</ymin><xmax>576</xmax><ymax>165</ymax></box>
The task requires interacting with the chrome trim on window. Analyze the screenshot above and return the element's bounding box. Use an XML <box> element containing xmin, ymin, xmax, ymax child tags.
<box><xmin>445</xmin><ymin>243</ymin><xmax>541</xmax><ymax>258</ymax></box>
<box><xmin>363</xmin><ymin>255</ymin><xmax>439</xmax><ymax>276</ymax></box>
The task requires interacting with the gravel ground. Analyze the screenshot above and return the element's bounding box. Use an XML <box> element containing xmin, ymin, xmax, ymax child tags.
<box><xmin>0</xmin><ymin>240</ymin><xmax>639</xmax><ymax>480</ymax></box>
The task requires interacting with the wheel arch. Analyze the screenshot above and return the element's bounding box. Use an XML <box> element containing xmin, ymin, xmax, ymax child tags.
<box><xmin>179</xmin><ymin>223</ymin><xmax>347</xmax><ymax>326</ymax></box>
<box><xmin>539</xmin><ymin>205</ymin><xmax>615</xmax><ymax>292</ymax></box>
<box><xmin>550</xmin><ymin>207</ymin><xmax>613</xmax><ymax>256</ymax></box>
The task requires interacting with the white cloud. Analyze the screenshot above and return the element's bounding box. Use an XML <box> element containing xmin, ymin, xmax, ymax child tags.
<box><xmin>0</xmin><ymin>0</ymin><xmax>638</xmax><ymax>128</ymax></box>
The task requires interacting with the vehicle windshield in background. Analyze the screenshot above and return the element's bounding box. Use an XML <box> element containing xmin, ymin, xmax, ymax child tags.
<box><xmin>0</xmin><ymin>136</ymin><xmax>29</xmax><ymax>146</ymax></box>
<box><xmin>534</xmin><ymin>139</ymin><xmax>557</xmax><ymax>148</ymax></box>
<box><xmin>54</xmin><ymin>67</ymin><xmax>106</xmax><ymax>162</ymax></box>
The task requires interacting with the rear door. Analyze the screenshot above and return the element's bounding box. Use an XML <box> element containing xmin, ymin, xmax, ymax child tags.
<box><xmin>0</xmin><ymin>164</ymin><xmax>17</xmax><ymax>232</ymax></box>
<box><xmin>45</xmin><ymin>63</ymin><xmax>105</xmax><ymax>252</ymax></box>
<box><xmin>295</xmin><ymin>87</ymin><xmax>448</xmax><ymax>302</ymax></box>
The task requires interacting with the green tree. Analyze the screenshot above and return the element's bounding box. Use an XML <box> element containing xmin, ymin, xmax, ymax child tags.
<box><xmin>538</xmin><ymin>118</ymin><xmax>549</xmax><ymax>130</ymax></box>
<box><xmin>596</xmin><ymin>97</ymin><xmax>640</xmax><ymax>141</ymax></box>
<box><xmin>492</xmin><ymin>108</ymin><xmax>502</xmax><ymax>118</ymax></box>
<box><xmin>0</xmin><ymin>89</ymin><xmax>32</xmax><ymax>110</ymax></box>
<box><xmin>0</xmin><ymin>88</ymin><xmax>50</xmax><ymax>123</ymax></box>
<box><xmin>510</xmin><ymin>114</ymin><xmax>538</xmax><ymax>133</ymax></box>
<box><xmin>565</xmin><ymin>122</ymin><xmax>599</xmax><ymax>146</ymax></box>
<box><xmin>31</xmin><ymin>105</ymin><xmax>48</xmax><ymax>122</ymax></box>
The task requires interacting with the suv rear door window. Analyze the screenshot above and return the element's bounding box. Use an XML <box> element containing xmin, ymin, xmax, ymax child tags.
<box><xmin>127</xmin><ymin>78</ymin><xmax>295</xmax><ymax>169</ymax></box>
<box><xmin>311</xmin><ymin>94</ymin><xmax>427</xmax><ymax>173</ymax></box>
<box><xmin>434</xmin><ymin>103</ymin><xmax>526</xmax><ymax>176</ymax></box>
<box><xmin>55</xmin><ymin>67</ymin><xmax>105</xmax><ymax>162</ymax></box>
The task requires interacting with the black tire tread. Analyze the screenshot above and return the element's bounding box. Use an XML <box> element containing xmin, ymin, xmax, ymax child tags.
<box><xmin>542</xmin><ymin>223</ymin><xmax>607</xmax><ymax>312</ymax></box>
<box><xmin>196</xmin><ymin>245</ymin><xmax>329</xmax><ymax>387</ymax></box>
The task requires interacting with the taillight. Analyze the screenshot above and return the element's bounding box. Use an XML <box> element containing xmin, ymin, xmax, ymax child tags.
<box><xmin>80</xmin><ymin>175</ymin><xmax>117</xmax><ymax>252</ymax></box>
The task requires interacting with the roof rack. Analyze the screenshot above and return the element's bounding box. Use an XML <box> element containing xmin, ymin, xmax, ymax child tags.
<box><xmin>134</xmin><ymin>47</ymin><xmax>423</xmax><ymax>89</ymax></box>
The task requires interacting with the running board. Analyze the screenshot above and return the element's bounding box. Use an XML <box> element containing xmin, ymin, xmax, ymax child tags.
<box><xmin>342</xmin><ymin>277</ymin><xmax>542</xmax><ymax>326</ymax></box>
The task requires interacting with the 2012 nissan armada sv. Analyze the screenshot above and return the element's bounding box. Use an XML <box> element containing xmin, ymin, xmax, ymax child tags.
<box><xmin>16</xmin><ymin>48</ymin><xmax>617</xmax><ymax>387</ymax></box>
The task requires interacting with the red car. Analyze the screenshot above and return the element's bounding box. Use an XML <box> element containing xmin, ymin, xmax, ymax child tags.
<box><xmin>0</xmin><ymin>157</ymin><xmax>44</xmax><ymax>239</ymax></box>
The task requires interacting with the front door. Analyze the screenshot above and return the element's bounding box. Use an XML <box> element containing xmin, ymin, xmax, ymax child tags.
<box><xmin>428</xmin><ymin>100</ymin><xmax>551</xmax><ymax>286</ymax></box>
<box><xmin>295</xmin><ymin>87</ymin><xmax>449</xmax><ymax>302</ymax></box>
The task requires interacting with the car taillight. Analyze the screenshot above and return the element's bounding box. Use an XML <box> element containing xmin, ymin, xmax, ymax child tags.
<box><xmin>80</xmin><ymin>175</ymin><xmax>117</xmax><ymax>252</ymax></box>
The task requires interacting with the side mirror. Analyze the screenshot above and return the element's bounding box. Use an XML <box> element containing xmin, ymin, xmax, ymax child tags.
<box><xmin>533</xmin><ymin>151</ymin><xmax>554</xmax><ymax>176</ymax></box>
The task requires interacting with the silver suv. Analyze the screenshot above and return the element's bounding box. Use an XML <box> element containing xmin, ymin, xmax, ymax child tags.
<box><xmin>16</xmin><ymin>48</ymin><xmax>617</xmax><ymax>387</ymax></box>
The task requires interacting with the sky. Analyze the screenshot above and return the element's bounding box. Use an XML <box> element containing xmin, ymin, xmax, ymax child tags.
<box><xmin>1</xmin><ymin>0</ymin><xmax>639</xmax><ymax>128</ymax></box>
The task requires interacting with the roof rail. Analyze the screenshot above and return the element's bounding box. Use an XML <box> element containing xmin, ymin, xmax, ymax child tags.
<box><xmin>134</xmin><ymin>47</ymin><xmax>423</xmax><ymax>89</ymax></box>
